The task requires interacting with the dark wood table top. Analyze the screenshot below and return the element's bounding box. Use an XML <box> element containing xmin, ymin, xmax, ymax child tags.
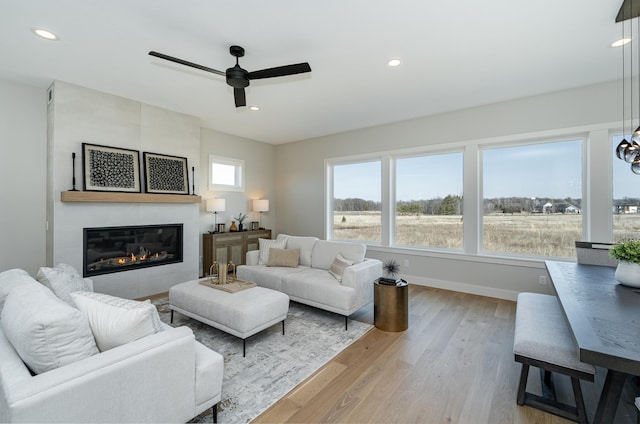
<box><xmin>545</xmin><ymin>260</ymin><xmax>640</xmax><ymax>376</ymax></box>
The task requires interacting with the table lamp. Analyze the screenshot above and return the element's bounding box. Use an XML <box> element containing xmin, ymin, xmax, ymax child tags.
<box><xmin>206</xmin><ymin>198</ymin><xmax>226</xmax><ymax>233</ymax></box>
<box><xmin>253</xmin><ymin>199</ymin><xmax>269</xmax><ymax>229</ymax></box>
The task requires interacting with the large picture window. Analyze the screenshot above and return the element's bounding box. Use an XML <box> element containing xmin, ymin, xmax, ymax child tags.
<box><xmin>612</xmin><ymin>134</ymin><xmax>640</xmax><ymax>241</ymax></box>
<box><xmin>332</xmin><ymin>160</ymin><xmax>381</xmax><ymax>243</ymax></box>
<box><xmin>395</xmin><ymin>152</ymin><xmax>463</xmax><ymax>249</ymax></box>
<box><xmin>481</xmin><ymin>139</ymin><xmax>582</xmax><ymax>258</ymax></box>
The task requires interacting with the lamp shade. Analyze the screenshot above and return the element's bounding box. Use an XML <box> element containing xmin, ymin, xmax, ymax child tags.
<box><xmin>253</xmin><ymin>199</ymin><xmax>269</xmax><ymax>212</ymax></box>
<box><xmin>206</xmin><ymin>198</ymin><xmax>225</xmax><ymax>212</ymax></box>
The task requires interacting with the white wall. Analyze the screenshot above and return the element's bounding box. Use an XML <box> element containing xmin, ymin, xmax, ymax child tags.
<box><xmin>275</xmin><ymin>80</ymin><xmax>622</xmax><ymax>300</ymax></box>
<box><xmin>198</xmin><ymin>128</ymin><xmax>276</xmax><ymax>274</ymax></box>
<box><xmin>48</xmin><ymin>81</ymin><xmax>201</xmax><ymax>299</ymax></box>
<box><xmin>0</xmin><ymin>79</ymin><xmax>47</xmax><ymax>275</ymax></box>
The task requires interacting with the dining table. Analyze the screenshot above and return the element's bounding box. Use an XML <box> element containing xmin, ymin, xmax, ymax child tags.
<box><xmin>545</xmin><ymin>260</ymin><xmax>640</xmax><ymax>424</ymax></box>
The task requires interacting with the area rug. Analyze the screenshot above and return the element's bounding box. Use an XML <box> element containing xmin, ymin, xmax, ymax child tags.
<box><xmin>153</xmin><ymin>297</ymin><xmax>373</xmax><ymax>424</ymax></box>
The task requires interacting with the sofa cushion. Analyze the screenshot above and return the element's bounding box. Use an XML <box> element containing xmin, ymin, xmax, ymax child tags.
<box><xmin>310</xmin><ymin>240</ymin><xmax>366</xmax><ymax>270</ymax></box>
<box><xmin>70</xmin><ymin>292</ymin><xmax>159</xmax><ymax>351</ymax></box>
<box><xmin>277</xmin><ymin>234</ymin><xmax>319</xmax><ymax>266</ymax></box>
<box><xmin>0</xmin><ymin>268</ymin><xmax>38</xmax><ymax>314</ymax></box>
<box><xmin>36</xmin><ymin>263</ymin><xmax>92</xmax><ymax>306</ymax></box>
<box><xmin>267</xmin><ymin>248</ymin><xmax>300</xmax><ymax>268</ymax></box>
<box><xmin>258</xmin><ymin>238</ymin><xmax>286</xmax><ymax>265</ymax></box>
<box><xmin>328</xmin><ymin>253</ymin><xmax>354</xmax><ymax>282</ymax></box>
<box><xmin>1</xmin><ymin>283</ymin><xmax>99</xmax><ymax>374</ymax></box>
<box><xmin>282</xmin><ymin>268</ymin><xmax>356</xmax><ymax>312</ymax></box>
<box><xmin>237</xmin><ymin>264</ymin><xmax>309</xmax><ymax>291</ymax></box>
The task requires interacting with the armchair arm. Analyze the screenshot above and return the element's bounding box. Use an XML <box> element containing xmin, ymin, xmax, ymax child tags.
<box><xmin>341</xmin><ymin>258</ymin><xmax>382</xmax><ymax>310</ymax></box>
<box><xmin>1</xmin><ymin>326</ymin><xmax>197</xmax><ymax>423</ymax></box>
<box><xmin>246</xmin><ymin>250</ymin><xmax>260</xmax><ymax>265</ymax></box>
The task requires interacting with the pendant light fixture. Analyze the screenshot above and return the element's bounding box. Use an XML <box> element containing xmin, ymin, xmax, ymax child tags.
<box><xmin>615</xmin><ymin>0</ymin><xmax>640</xmax><ymax>173</ymax></box>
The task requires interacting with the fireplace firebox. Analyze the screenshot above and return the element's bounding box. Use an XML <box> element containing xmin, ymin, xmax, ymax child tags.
<box><xmin>83</xmin><ymin>224</ymin><xmax>183</xmax><ymax>277</ymax></box>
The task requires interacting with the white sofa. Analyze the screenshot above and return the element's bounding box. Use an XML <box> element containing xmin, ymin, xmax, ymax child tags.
<box><xmin>237</xmin><ymin>235</ymin><xmax>382</xmax><ymax>327</ymax></box>
<box><xmin>0</xmin><ymin>267</ymin><xmax>223</xmax><ymax>423</ymax></box>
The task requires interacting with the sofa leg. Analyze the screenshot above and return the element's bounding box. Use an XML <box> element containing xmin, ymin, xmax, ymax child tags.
<box><xmin>345</xmin><ymin>316</ymin><xmax>348</xmax><ymax>331</ymax></box>
<box><xmin>170</xmin><ymin>309</ymin><xmax>174</xmax><ymax>324</ymax></box>
<box><xmin>282</xmin><ymin>320</ymin><xmax>285</xmax><ymax>335</ymax></box>
<box><xmin>212</xmin><ymin>403</ymin><xmax>217</xmax><ymax>423</ymax></box>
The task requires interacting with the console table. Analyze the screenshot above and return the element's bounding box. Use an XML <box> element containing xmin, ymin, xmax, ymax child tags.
<box><xmin>202</xmin><ymin>230</ymin><xmax>271</xmax><ymax>275</ymax></box>
<box><xmin>545</xmin><ymin>260</ymin><xmax>640</xmax><ymax>424</ymax></box>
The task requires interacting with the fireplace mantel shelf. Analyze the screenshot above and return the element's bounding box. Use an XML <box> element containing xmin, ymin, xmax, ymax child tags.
<box><xmin>61</xmin><ymin>191</ymin><xmax>201</xmax><ymax>204</ymax></box>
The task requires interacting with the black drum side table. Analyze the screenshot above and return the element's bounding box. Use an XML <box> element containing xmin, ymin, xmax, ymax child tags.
<box><xmin>373</xmin><ymin>279</ymin><xmax>408</xmax><ymax>332</ymax></box>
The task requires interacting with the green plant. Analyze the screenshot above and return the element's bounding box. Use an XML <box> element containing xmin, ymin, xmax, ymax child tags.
<box><xmin>610</xmin><ymin>240</ymin><xmax>640</xmax><ymax>264</ymax></box>
<box><xmin>235</xmin><ymin>213</ymin><xmax>248</xmax><ymax>224</ymax></box>
<box><xmin>383</xmin><ymin>259</ymin><xmax>400</xmax><ymax>277</ymax></box>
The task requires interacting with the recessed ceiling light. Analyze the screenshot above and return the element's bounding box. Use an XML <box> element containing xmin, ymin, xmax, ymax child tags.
<box><xmin>249</xmin><ymin>106</ymin><xmax>260</xmax><ymax>111</ymax></box>
<box><xmin>612</xmin><ymin>38</ymin><xmax>631</xmax><ymax>47</ymax></box>
<box><xmin>31</xmin><ymin>28</ymin><xmax>59</xmax><ymax>41</ymax></box>
<box><xmin>387</xmin><ymin>59</ymin><xmax>401</xmax><ymax>67</ymax></box>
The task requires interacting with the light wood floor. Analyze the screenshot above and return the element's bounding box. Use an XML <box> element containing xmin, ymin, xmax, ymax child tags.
<box><xmin>253</xmin><ymin>284</ymin><xmax>639</xmax><ymax>424</ymax></box>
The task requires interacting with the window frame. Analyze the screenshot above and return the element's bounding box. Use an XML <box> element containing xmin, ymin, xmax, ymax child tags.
<box><xmin>478</xmin><ymin>137</ymin><xmax>585</xmax><ymax>259</ymax></box>
<box><xmin>208</xmin><ymin>154</ymin><xmax>245</xmax><ymax>192</ymax></box>
<box><xmin>326</xmin><ymin>155</ymin><xmax>383</xmax><ymax>244</ymax></box>
<box><xmin>324</xmin><ymin>127</ymin><xmax>607</xmax><ymax>263</ymax></box>
<box><xmin>392</xmin><ymin>149</ymin><xmax>465</xmax><ymax>251</ymax></box>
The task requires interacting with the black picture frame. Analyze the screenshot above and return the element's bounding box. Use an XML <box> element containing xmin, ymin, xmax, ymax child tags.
<box><xmin>143</xmin><ymin>152</ymin><xmax>189</xmax><ymax>195</ymax></box>
<box><xmin>82</xmin><ymin>143</ymin><xmax>141</xmax><ymax>193</ymax></box>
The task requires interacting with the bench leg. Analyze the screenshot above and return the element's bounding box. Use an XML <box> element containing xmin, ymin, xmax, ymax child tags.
<box><xmin>540</xmin><ymin>368</ymin><xmax>557</xmax><ymax>401</ymax></box>
<box><xmin>517</xmin><ymin>363</ymin><xmax>529</xmax><ymax>406</ymax></box>
<box><xmin>570</xmin><ymin>377</ymin><xmax>588</xmax><ymax>424</ymax></box>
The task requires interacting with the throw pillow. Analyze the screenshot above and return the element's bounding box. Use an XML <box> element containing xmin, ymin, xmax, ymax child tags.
<box><xmin>36</xmin><ymin>263</ymin><xmax>91</xmax><ymax>306</ymax></box>
<box><xmin>267</xmin><ymin>248</ymin><xmax>300</xmax><ymax>268</ymax></box>
<box><xmin>70</xmin><ymin>292</ymin><xmax>159</xmax><ymax>352</ymax></box>
<box><xmin>328</xmin><ymin>253</ymin><xmax>354</xmax><ymax>282</ymax></box>
<box><xmin>0</xmin><ymin>268</ymin><xmax>38</xmax><ymax>314</ymax></box>
<box><xmin>1</xmin><ymin>283</ymin><xmax>99</xmax><ymax>374</ymax></box>
<box><xmin>258</xmin><ymin>238</ymin><xmax>286</xmax><ymax>265</ymax></box>
<box><xmin>278</xmin><ymin>235</ymin><xmax>318</xmax><ymax>267</ymax></box>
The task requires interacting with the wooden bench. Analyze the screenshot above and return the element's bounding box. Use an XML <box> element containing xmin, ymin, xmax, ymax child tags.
<box><xmin>513</xmin><ymin>293</ymin><xmax>595</xmax><ymax>423</ymax></box>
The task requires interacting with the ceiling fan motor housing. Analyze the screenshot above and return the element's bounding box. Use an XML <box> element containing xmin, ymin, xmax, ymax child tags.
<box><xmin>226</xmin><ymin>65</ymin><xmax>250</xmax><ymax>88</ymax></box>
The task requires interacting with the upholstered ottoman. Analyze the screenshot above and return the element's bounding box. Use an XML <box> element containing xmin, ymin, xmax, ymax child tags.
<box><xmin>169</xmin><ymin>279</ymin><xmax>289</xmax><ymax>356</ymax></box>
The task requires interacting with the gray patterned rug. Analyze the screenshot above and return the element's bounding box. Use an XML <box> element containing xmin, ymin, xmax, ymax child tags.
<box><xmin>153</xmin><ymin>297</ymin><xmax>372</xmax><ymax>424</ymax></box>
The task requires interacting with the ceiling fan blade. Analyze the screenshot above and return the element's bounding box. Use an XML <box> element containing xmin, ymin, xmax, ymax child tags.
<box><xmin>248</xmin><ymin>62</ymin><xmax>311</xmax><ymax>80</ymax></box>
<box><xmin>148</xmin><ymin>51</ymin><xmax>226</xmax><ymax>77</ymax></box>
<box><xmin>234</xmin><ymin>87</ymin><xmax>246</xmax><ymax>107</ymax></box>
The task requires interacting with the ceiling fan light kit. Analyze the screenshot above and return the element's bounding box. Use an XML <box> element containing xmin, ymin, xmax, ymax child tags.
<box><xmin>148</xmin><ymin>45</ymin><xmax>311</xmax><ymax>108</ymax></box>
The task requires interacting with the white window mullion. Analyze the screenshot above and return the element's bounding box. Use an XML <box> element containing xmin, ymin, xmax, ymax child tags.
<box><xmin>464</xmin><ymin>144</ymin><xmax>480</xmax><ymax>255</ymax></box>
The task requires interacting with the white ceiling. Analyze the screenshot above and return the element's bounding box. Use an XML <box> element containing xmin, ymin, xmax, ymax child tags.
<box><xmin>0</xmin><ymin>1</ymin><xmax>626</xmax><ymax>144</ymax></box>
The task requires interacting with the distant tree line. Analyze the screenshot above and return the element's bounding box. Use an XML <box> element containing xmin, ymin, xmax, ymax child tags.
<box><xmin>333</xmin><ymin>196</ymin><xmax>640</xmax><ymax>215</ymax></box>
<box><xmin>334</xmin><ymin>195</ymin><xmax>640</xmax><ymax>215</ymax></box>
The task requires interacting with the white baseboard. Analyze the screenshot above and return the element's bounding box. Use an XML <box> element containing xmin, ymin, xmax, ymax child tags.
<box><xmin>403</xmin><ymin>274</ymin><xmax>519</xmax><ymax>301</ymax></box>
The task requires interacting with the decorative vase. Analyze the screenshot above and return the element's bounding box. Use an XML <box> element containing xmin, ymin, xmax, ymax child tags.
<box><xmin>614</xmin><ymin>261</ymin><xmax>640</xmax><ymax>288</ymax></box>
<box><xmin>239</xmin><ymin>223</ymin><xmax>244</xmax><ymax>231</ymax></box>
<box><xmin>229</xmin><ymin>221</ymin><xmax>237</xmax><ymax>232</ymax></box>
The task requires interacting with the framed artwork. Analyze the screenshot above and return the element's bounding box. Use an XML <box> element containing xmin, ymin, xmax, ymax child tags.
<box><xmin>143</xmin><ymin>152</ymin><xmax>189</xmax><ymax>195</ymax></box>
<box><xmin>82</xmin><ymin>143</ymin><xmax>141</xmax><ymax>192</ymax></box>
